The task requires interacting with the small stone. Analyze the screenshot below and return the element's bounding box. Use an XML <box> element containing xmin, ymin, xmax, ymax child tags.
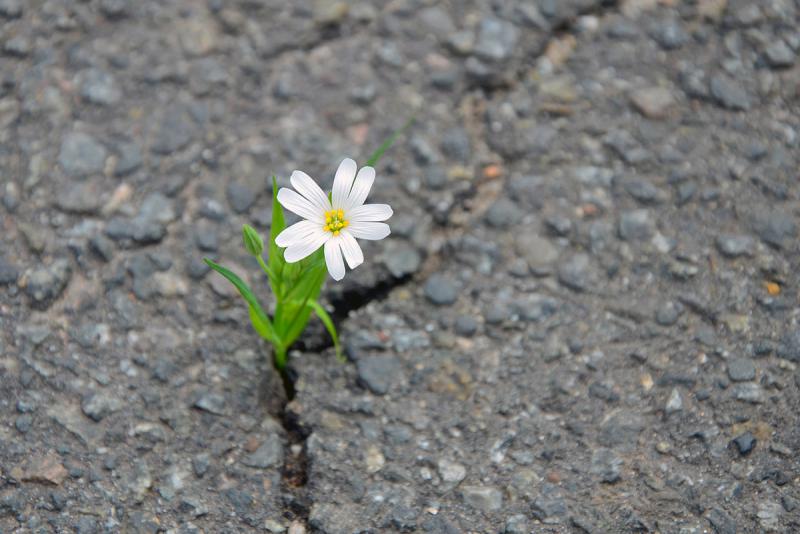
<box><xmin>226</xmin><ymin>182</ymin><xmax>257</xmax><ymax>214</ymax></box>
<box><xmin>383</xmin><ymin>242</ymin><xmax>421</xmax><ymax>278</ymax></box>
<box><xmin>460</xmin><ymin>485</ymin><xmax>503</xmax><ymax>512</ymax></box>
<box><xmin>778</xmin><ymin>331</ymin><xmax>800</xmax><ymax>362</ymax></box>
<box><xmin>625</xmin><ymin>178</ymin><xmax>665</xmax><ymax>204</ymax></box>
<box><xmin>81</xmin><ymin>392</ymin><xmax>123</xmax><ymax>422</ymax></box>
<box><xmin>0</xmin><ymin>0</ymin><xmax>22</xmax><ymax>18</ymax></box>
<box><xmin>545</xmin><ymin>215</ymin><xmax>572</xmax><ymax>237</ymax></box>
<box><xmin>4</xmin><ymin>34</ymin><xmax>30</xmax><ymax>56</ymax></box>
<box><xmin>437</xmin><ymin>458</ymin><xmax>466</xmax><ymax>484</ymax></box>
<box><xmin>590</xmin><ymin>448</ymin><xmax>622</xmax><ymax>483</ymax></box>
<box><xmin>241</xmin><ymin>435</ymin><xmax>283</xmax><ymax>469</ymax></box>
<box><xmin>447</xmin><ymin>30</ymin><xmax>475</xmax><ymax>55</ymax></box>
<box><xmin>365</xmin><ymin>445</ymin><xmax>384</xmax><ymax>473</ymax></box>
<box><xmin>764</xmin><ymin>40</ymin><xmax>796</xmax><ymax>69</ymax></box>
<box><xmin>89</xmin><ymin>234</ymin><xmax>115</xmax><ymax>262</ymax></box>
<box><xmin>424</xmin><ymin>274</ymin><xmax>457</xmax><ymax>305</ymax></box>
<box><xmin>24</xmin><ymin>259</ymin><xmax>72</xmax><ymax>305</ymax></box>
<box><xmin>419</xmin><ymin>6</ymin><xmax>455</xmax><ymax>35</ymax></box>
<box><xmin>15</xmin><ymin>414</ymin><xmax>32</xmax><ymax>433</ymax></box>
<box><xmin>58</xmin><ymin>132</ymin><xmax>107</xmax><ymax>177</ymax></box>
<box><xmin>55</xmin><ymin>181</ymin><xmax>102</xmax><ymax>214</ymax></box>
<box><xmin>152</xmin><ymin>104</ymin><xmax>195</xmax><ymax>154</ymax></box>
<box><xmin>650</xmin><ymin>20</ymin><xmax>689</xmax><ymax>49</ymax></box>
<box><xmin>727</xmin><ymin>358</ymin><xmax>755</xmax><ymax>382</ymax></box>
<box><xmin>558</xmin><ymin>253</ymin><xmax>591</xmax><ymax>292</ymax></box>
<box><xmin>531</xmin><ymin>487</ymin><xmax>567</xmax><ymax>523</ymax></box>
<box><xmin>441</xmin><ymin>128</ymin><xmax>471</xmax><ymax>160</ymax></box>
<box><xmin>99</xmin><ymin>0</ymin><xmax>128</xmax><ymax>18</ymax></box>
<box><xmin>619</xmin><ymin>209</ymin><xmax>654</xmax><ymax>241</ymax></box>
<box><xmin>484</xmin><ymin>304</ymin><xmax>508</xmax><ymax>324</ymax></box>
<box><xmin>716</xmin><ymin>234</ymin><xmax>755</xmax><ymax>258</ymax></box>
<box><xmin>504</xmin><ymin>515</ymin><xmax>530</xmax><ymax>534</ymax></box>
<box><xmin>194</xmin><ymin>392</ymin><xmax>226</xmax><ymax>415</ymax></box>
<box><xmin>707</xmin><ymin>508</ymin><xmax>736</xmax><ymax>534</ymax></box>
<box><xmin>665</xmin><ymin>388</ymin><xmax>683</xmax><ymax>414</ymax></box>
<box><xmin>732</xmin><ymin>432</ymin><xmax>756</xmax><ymax>455</ymax></box>
<box><xmin>312</xmin><ymin>0</ymin><xmax>349</xmax><ymax>26</ymax></box>
<box><xmin>15</xmin><ymin>453</ymin><xmax>68</xmax><ymax>485</ymax></box>
<box><xmin>710</xmin><ymin>74</ymin><xmax>751</xmax><ymax>111</ymax></box>
<box><xmin>193</xmin><ymin>454</ymin><xmax>210</xmax><ymax>477</ymax></box>
<box><xmin>388</xmin><ymin>505</ymin><xmax>418</xmax><ymax>531</ymax></box>
<box><xmin>751</xmin><ymin>209</ymin><xmax>796</xmax><ymax>249</ymax></box>
<box><xmin>733</xmin><ymin>383</ymin><xmax>763</xmax><ymax>403</ymax></box>
<box><xmin>515</xmin><ymin>234</ymin><xmax>559</xmax><ymax>275</ymax></box>
<box><xmin>357</xmin><ymin>356</ymin><xmax>402</xmax><ymax>395</ymax></box>
<box><xmin>454</xmin><ymin>316</ymin><xmax>478</xmax><ymax>337</ymax></box>
<box><xmin>655</xmin><ymin>301</ymin><xmax>683</xmax><ymax>326</ymax></box>
<box><xmin>0</xmin><ymin>257</ymin><xmax>18</xmax><ymax>285</ymax></box>
<box><xmin>757</xmin><ymin>501</ymin><xmax>782</xmax><ymax>531</ymax></box>
<box><xmin>630</xmin><ymin>87</ymin><xmax>674</xmax><ymax>119</ymax></box>
<box><xmin>485</xmin><ymin>198</ymin><xmax>521</xmax><ymax>228</ymax></box>
<box><xmin>178</xmin><ymin>13</ymin><xmax>219</xmax><ymax>56</ymax></box>
<box><xmin>114</xmin><ymin>140</ymin><xmax>142</xmax><ymax>176</ymax></box>
<box><xmin>78</xmin><ymin>68</ymin><xmax>121</xmax><ymax>105</ymax></box>
<box><xmin>195</xmin><ymin>228</ymin><xmax>218</xmax><ymax>252</ymax></box>
<box><xmin>474</xmin><ymin>17</ymin><xmax>518</xmax><ymax>62</ymax></box>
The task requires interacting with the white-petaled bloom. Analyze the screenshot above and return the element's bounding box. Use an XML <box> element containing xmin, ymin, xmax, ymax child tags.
<box><xmin>275</xmin><ymin>158</ymin><xmax>392</xmax><ymax>281</ymax></box>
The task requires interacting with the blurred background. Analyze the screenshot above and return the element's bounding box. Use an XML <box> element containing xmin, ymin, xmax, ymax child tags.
<box><xmin>1</xmin><ymin>1</ymin><xmax>799</xmax><ymax>532</ymax></box>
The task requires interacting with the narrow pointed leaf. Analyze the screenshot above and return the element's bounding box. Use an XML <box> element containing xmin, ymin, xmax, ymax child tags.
<box><xmin>365</xmin><ymin>116</ymin><xmax>415</xmax><ymax>167</ymax></box>
<box><xmin>249</xmin><ymin>305</ymin><xmax>275</xmax><ymax>341</ymax></box>
<box><xmin>307</xmin><ymin>300</ymin><xmax>343</xmax><ymax>361</ymax></box>
<box><xmin>204</xmin><ymin>259</ymin><xmax>279</xmax><ymax>344</ymax></box>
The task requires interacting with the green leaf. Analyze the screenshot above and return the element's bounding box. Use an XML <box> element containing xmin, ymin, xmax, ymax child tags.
<box><xmin>249</xmin><ymin>305</ymin><xmax>275</xmax><ymax>341</ymax></box>
<box><xmin>280</xmin><ymin>259</ymin><xmax>327</xmax><ymax>348</ymax></box>
<box><xmin>242</xmin><ymin>224</ymin><xmax>264</xmax><ymax>256</ymax></box>
<box><xmin>204</xmin><ymin>259</ymin><xmax>279</xmax><ymax>344</ymax></box>
<box><xmin>307</xmin><ymin>300</ymin><xmax>343</xmax><ymax>362</ymax></box>
<box><xmin>365</xmin><ymin>116</ymin><xmax>415</xmax><ymax>167</ymax></box>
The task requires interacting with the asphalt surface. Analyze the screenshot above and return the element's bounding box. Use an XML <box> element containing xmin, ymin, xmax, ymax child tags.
<box><xmin>1</xmin><ymin>0</ymin><xmax>799</xmax><ymax>532</ymax></box>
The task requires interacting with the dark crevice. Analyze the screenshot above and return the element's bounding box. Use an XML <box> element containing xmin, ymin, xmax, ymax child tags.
<box><xmin>327</xmin><ymin>272</ymin><xmax>413</xmax><ymax>323</ymax></box>
<box><xmin>272</xmin><ymin>271</ymin><xmax>414</xmax><ymax>527</ymax></box>
<box><xmin>270</xmin><ymin>2</ymin><xmax>627</xmax><ymax>525</ymax></box>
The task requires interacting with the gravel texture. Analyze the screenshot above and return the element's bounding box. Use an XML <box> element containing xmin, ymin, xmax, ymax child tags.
<box><xmin>1</xmin><ymin>0</ymin><xmax>800</xmax><ymax>532</ymax></box>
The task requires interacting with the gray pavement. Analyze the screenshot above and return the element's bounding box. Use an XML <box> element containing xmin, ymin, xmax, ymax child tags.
<box><xmin>1</xmin><ymin>0</ymin><xmax>799</xmax><ymax>532</ymax></box>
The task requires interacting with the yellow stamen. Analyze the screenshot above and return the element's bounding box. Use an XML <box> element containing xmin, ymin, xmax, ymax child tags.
<box><xmin>323</xmin><ymin>208</ymin><xmax>349</xmax><ymax>236</ymax></box>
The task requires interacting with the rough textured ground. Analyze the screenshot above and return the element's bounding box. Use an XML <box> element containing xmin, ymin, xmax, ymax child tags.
<box><xmin>1</xmin><ymin>0</ymin><xmax>800</xmax><ymax>532</ymax></box>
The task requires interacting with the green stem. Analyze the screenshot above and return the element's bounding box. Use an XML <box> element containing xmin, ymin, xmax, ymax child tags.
<box><xmin>273</xmin><ymin>345</ymin><xmax>294</xmax><ymax>399</ymax></box>
<box><xmin>257</xmin><ymin>255</ymin><xmax>283</xmax><ymax>298</ymax></box>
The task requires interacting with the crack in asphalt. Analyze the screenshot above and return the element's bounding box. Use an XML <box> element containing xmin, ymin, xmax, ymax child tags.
<box><xmin>274</xmin><ymin>1</ymin><xmax>628</xmax><ymax>527</ymax></box>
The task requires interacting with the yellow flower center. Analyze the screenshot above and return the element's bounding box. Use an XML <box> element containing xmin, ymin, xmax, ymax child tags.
<box><xmin>323</xmin><ymin>209</ymin><xmax>348</xmax><ymax>236</ymax></box>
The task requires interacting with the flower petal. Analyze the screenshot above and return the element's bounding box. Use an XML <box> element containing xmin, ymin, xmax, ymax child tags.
<box><xmin>275</xmin><ymin>220</ymin><xmax>321</xmax><ymax>248</ymax></box>
<box><xmin>339</xmin><ymin>230</ymin><xmax>364</xmax><ymax>269</ymax></box>
<box><xmin>332</xmin><ymin>158</ymin><xmax>357</xmax><ymax>210</ymax></box>
<box><xmin>349</xmin><ymin>203</ymin><xmax>393</xmax><ymax>222</ymax></box>
<box><xmin>290</xmin><ymin>170</ymin><xmax>331</xmax><ymax>213</ymax></box>
<box><xmin>284</xmin><ymin>229</ymin><xmax>329</xmax><ymax>263</ymax></box>
<box><xmin>347</xmin><ymin>221</ymin><xmax>390</xmax><ymax>241</ymax></box>
<box><xmin>345</xmin><ymin>165</ymin><xmax>375</xmax><ymax>210</ymax></box>
<box><xmin>324</xmin><ymin>237</ymin><xmax>345</xmax><ymax>281</ymax></box>
<box><xmin>277</xmin><ymin>188</ymin><xmax>324</xmax><ymax>222</ymax></box>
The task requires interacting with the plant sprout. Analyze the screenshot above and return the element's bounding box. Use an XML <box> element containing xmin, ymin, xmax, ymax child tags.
<box><xmin>204</xmin><ymin>121</ymin><xmax>410</xmax><ymax>396</ymax></box>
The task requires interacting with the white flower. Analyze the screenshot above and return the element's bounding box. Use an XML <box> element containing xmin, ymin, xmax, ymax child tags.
<box><xmin>275</xmin><ymin>158</ymin><xmax>392</xmax><ymax>281</ymax></box>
